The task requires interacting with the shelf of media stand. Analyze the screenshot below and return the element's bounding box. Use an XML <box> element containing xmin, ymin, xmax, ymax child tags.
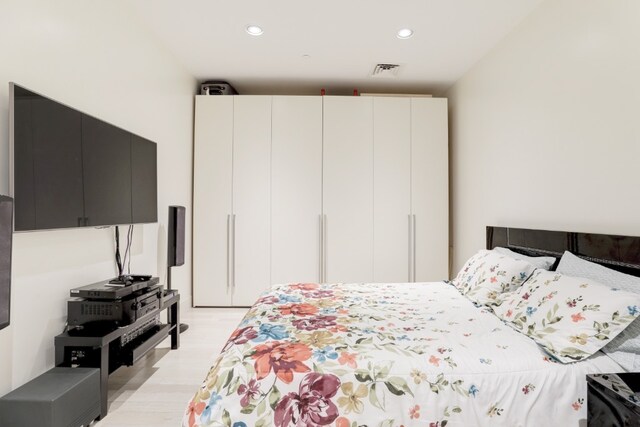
<box><xmin>54</xmin><ymin>289</ymin><xmax>180</xmax><ymax>420</ymax></box>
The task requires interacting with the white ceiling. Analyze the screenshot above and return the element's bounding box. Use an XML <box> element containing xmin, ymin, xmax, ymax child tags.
<box><xmin>128</xmin><ymin>0</ymin><xmax>543</xmax><ymax>95</ymax></box>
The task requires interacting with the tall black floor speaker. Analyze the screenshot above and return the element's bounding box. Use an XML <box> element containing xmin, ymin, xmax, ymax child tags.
<box><xmin>168</xmin><ymin>206</ymin><xmax>185</xmax><ymax>268</ymax></box>
<box><xmin>0</xmin><ymin>196</ymin><xmax>13</xmax><ymax>331</ymax></box>
<box><xmin>167</xmin><ymin>206</ymin><xmax>188</xmax><ymax>333</ymax></box>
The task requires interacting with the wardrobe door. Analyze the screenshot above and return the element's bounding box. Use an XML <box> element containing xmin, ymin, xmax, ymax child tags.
<box><xmin>271</xmin><ymin>96</ymin><xmax>322</xmax><ymax>285</ymax></box>
<box><xmin>373</xmin><ymin>97</ymin><xmax>411</xmax><ymax>282</ymax></box>
<box><xmin>411</xmin><ymin>98</ymin><xmax>449</xmax><ymax>281</ymax></box>
<box><xmin>323</xmin><ymin>97</ymin><xmax>374</xmax><ymax>283</ymax></box>
<box><xmin>193</xmin><ymin>96</ymin><xmax>233</xmax><ymax>306</ymax></box>
<box><xmin>233</xmin><ymin>96</ymin><xmax>272</xmax><ymax>306</ymax></box>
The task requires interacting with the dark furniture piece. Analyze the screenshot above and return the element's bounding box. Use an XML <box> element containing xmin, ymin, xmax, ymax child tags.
<box><xmin>55</xmin><ymin>289</ymin><xmax>180</xmax><ymax>419</ymax></box>
<box><xmin>0</xmin><ymin>367</ymin><xmax>100</xmax><ymax>427</ymax></box>
<box><xmin>587</xmin><ymin>373</ymin><xmax>640</xmax><ymax>426</ymax></box>
<box><xmin>486</xmin><ymin>226</ymin><xmax>640</xmax><ymax>275</ymax></box>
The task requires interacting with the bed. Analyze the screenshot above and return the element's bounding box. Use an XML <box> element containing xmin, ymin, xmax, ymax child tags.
<box><xmin>183</xmin><ymin>227</ymin><xmax>640</xmax><ymax>427</ymax></box>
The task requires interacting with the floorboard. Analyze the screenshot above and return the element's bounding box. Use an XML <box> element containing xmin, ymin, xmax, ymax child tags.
<box><xmin>93</xmin><ymin>306</ymin><xmax>247</xmax><ymax>427</ymax></box>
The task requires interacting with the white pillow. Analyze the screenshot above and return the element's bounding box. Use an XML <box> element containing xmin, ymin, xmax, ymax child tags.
<box><xmin>493</xmin><ymin>269</ymin><xmax>640</xmax><ymax>363</ymax></box>
<box><xmin>451</xmin><ymin>249</ymin><xmax>536</xmax><ymax>305</ymax></box>
<box><xmin>556</xmin><ymin>250</ymin><xmax>640</xmax><ymax>371</ymax></box>
<box><xmin>494</xmin><ymin>247</ymin><xmax>556</xmax><ymax>270</ymax></box>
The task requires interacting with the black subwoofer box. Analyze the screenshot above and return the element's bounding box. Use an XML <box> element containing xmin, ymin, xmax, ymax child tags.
<box><xmin>0</xmin><ymin>367</ymin><xmax>100</xmax><ymax>427</ymax></box>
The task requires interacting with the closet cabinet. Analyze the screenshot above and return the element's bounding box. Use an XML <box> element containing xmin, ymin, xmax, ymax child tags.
<box><xmin>411</xmin><ymin>98</ymin><xmax>449</xmax><ymax>281</ymax></box>
<box><xmin>371</xmin><ymin>97</ymin><xmax>449</xmax><ymax>282</ymax></box>
<box><xmin>193</xmin><ymin>96</ymin><xmax>233</xmax><ymax>306</ymax></box>
<box><xmin>193</xmin><ymin>95</ymin><xmax>448</xmax><ymax>307</ymax></box>
<box><xmin>193</xmin><ymin>96</ymin><xmax>322</xmax><ymax>306</ymax></box>
<box><xmin>193</xmin><ymin>96</ymin><xmax>273</xmax><ymax>307</ymax></box>
<box><xmin>232</xmin><ymin>97</ymin><xmax>272</xmax><ymax>306</ymax></box>
<box><xmin>372</xmin><ymin>97</ymin><xmax>411</xmax><ymax>282</ymax></box>
<box><xmin>271</xmin><ymin>96</ymin><xmax>323</xmax><ymax>285</ymax></box>
<box><xmin>322</xmin><ymin>97</ymin><xmax>374</xmax><ymax>283</ymax></box>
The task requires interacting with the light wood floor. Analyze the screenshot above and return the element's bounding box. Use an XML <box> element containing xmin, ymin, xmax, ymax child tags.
<box><xmin>93</xmin><ymin>306</ymin><xmax>247</xmax><ymax>427</ymax></box>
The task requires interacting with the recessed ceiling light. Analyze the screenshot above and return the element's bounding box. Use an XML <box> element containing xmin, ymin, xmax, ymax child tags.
<box><xmin>246</xmin><ymin>25</ymin><xmax>264</xmax><ymax>36</ymax></box>
<box><xmin>396</xmin><ymin>28</ymin><xmax>414</xmax><ymax>39</ymax></box>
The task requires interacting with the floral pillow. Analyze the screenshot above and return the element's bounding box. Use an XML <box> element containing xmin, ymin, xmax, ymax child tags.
<box><xmin>450</xmin><ymin>250</ymin><xmax>489</xmax><ymax>294</ymax></box>
<box><xmin>556</xmin><ymin>250</ymin><xmax>640</xmax><ymax>371</ymax></box>
<box><xmin>493</xmin><ymin>269</ymin><xmax>640</xmax><ymax>363</ymax></box>
<box><xmin>451</xmin><ymin>249</ymin><xmax>536</xmax><ymax>305</ymax></box>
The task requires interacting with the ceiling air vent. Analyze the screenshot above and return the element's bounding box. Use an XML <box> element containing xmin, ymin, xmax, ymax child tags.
<box><xmin>370</xmin><ymin>63</ymin><xmax>401</xmax><ymax>78</ymax></box>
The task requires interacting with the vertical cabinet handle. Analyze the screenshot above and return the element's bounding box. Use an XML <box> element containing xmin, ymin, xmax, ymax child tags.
<box><xmin>412</xmin><ymin>214</ymin><xmax>417</xmax><ymax>282</ymax></box>
<box><xmin>408</xmin><ymin>214</ymin><xmax>413</xmax><ymax>282</ymax></box>
<box><xmin>231</xmin><ymin>214</ymin><xmax>236</xmax><ymax>291</ymax></box>
<box><xmin>319</xmin><ymin>214</ymin><xmax>323</xmax><ymax>283</ymax></box>
<box><xmin>226</xmin><ymin>214</ymin><xmax>231</xmax><ymax>293</ymax></box>
<box><xmin>323</xmin><ymin>214</ymin><xmax>327</xmax><ymax>283</ymax></box>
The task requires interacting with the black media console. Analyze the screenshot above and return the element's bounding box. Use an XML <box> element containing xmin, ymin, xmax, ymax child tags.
<box><xmin>54</xmin><ymin>280</ymin><xmax>180</xmax><ymax>419</ymax></box>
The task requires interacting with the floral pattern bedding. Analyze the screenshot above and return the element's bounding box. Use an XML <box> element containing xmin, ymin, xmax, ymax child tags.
<box><xmin>492</xmin><ymin>269</ymin><xmax>640</xmax><ymax>363</ymax></box>
<box><xmin>183</xmin><ymin>282</ymin><xmax>622</xmax><ymax>427</ymax></box>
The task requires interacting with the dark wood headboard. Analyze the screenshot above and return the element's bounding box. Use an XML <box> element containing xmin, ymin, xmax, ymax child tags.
<box><xmin>486</xmin><ymin>226</ymin><xmax>640</xmax><ymax>276</ymax></box>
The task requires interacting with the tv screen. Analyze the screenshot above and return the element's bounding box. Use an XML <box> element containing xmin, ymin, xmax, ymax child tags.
<box><xmin>0</xmin><ymin>196</ymin><xmax>13</xmax><ymax>330</ymax></box>
<box><xmin>9</xmin><ymin>83</ymin><xmax>157</xmax><ymax>231</ymax></box>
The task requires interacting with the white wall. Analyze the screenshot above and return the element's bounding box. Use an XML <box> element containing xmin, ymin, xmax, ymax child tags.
<box><xmin>446</xmin><ymin>0</ymin><xmax>640</xmax><ymax>273</ymax></box>
<box><xmin>0</xmin><ymin>0</ymin><xmax>196</xmax><ymax>394</ymax></box>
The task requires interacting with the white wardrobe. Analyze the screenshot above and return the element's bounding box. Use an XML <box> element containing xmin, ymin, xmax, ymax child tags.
<box><xmin>193</xmin><ymin>95</ymin><xmax>448</xmax><ymax>307</ymax></box>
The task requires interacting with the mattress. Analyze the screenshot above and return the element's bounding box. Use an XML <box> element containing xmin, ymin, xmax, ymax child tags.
<box><xmin>183</xmin><ymin>281</ymin><xmax>622</xmax><ymax>427</ymax></box>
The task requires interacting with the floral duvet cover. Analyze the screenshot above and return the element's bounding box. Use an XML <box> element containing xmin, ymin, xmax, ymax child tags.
<box><xmin>183</xmin><ymin>282</ymin><xmax>622</xmax><ymax>427</ymax></box>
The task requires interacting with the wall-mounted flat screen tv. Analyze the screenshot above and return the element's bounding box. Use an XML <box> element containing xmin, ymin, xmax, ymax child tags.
<box><xmin>9</xmin><ymin>83</ymin><xmax>157</xmax><ymax>231</ymax></box>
